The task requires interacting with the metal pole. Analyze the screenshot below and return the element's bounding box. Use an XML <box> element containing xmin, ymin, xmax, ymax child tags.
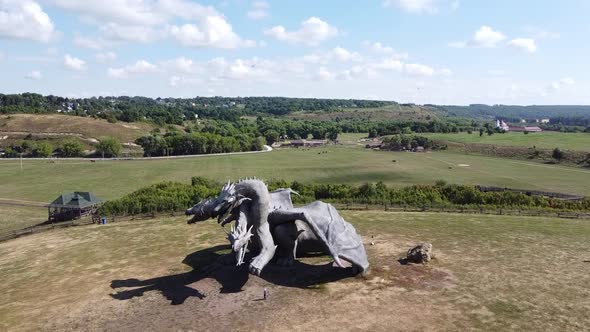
<box><xmin>20</xmin><ymin>153</ymin><xmax>23</xmax><ymax>172</ymax></box>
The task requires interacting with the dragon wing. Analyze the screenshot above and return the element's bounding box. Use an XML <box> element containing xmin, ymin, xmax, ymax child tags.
<box><xmin>268</xmin><ymin>202</ymin><xmax>369</xmax><ymax>273</ymax></box>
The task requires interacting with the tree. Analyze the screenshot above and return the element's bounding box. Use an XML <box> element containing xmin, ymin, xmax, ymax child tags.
<box><xmin>96</xmin><ymin>137</ymin><xmax>121</xmax><ymax>158</ymax></box>
<box><xmin>479</xmin><ymin>128</ymin><xmax>484</xmax><ymax>137</ymax></box>
<box><xmin>327</xmin><ymin>127</ymin><xmax>340</xmax><ymax>141</ymax></box>
<box><xmin>33</xmin><ymin>142</ymin><xmax>53</xmax><ymax>157</ymax></box>
<box><xmin>61</xmin><ymin>140</ymin><xmax>84</xmax><ymax>157</ymax></box>
<box><xmin>552</xmin><ymin>148</ymin><xmax>564</xmax><ymax>162</ymax></box>
<box><xmin>263</xmin><ymin>129</ymin><xmax>280</xmax><ymax>145</ymax></box>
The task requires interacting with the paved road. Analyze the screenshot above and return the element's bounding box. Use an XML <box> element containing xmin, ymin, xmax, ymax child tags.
<box><xmin>0</xmin><ymin>145</ymin><xmax>273</xmax><ymax>162</ymax></box>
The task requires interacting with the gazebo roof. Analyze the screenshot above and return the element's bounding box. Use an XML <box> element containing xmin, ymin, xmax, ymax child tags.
<box><xmin>49</xmin><ymin>192</ymin><xmax>102</xmax><ymax>209</ymax></box>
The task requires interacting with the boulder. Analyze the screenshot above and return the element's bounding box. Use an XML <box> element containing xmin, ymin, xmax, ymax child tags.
<box><xmin>406</xmin><ymin>243</ymin><xmax>433</xmax><ymax>264</ymax></box>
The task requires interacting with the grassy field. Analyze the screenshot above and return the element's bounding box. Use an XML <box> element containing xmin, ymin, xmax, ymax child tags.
<box><xmin>0</xmin><ymin>211</ymin><xmax>588</xmax><ymax>331</ymax></box>
<box><xmin>423</xmin><ymin>132</ymin><xmax>590</xmax><ymax>152</ymax></box>
<box><xmin>337</xmin><ymin>132</ymin><xmax>368</xmax><ymax>144</ymax></box>
<box><xmin>1</xmin><ymin>146</ymin><xmax>590</xmax><ymax>204</ymax></box>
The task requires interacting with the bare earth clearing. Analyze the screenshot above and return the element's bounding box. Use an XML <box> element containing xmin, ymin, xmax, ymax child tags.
<box><xmin>0</xmin><ymin>211</ymin><xmax>588</xmax><ymax>331</ymax></box>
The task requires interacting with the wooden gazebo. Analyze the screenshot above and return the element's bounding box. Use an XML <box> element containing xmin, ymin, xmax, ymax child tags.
<box><xmin>48</xmin><ymin>192</ymin><xmax>102</xmax><ymax>222</ymax></box>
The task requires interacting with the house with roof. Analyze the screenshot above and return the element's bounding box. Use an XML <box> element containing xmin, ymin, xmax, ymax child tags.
<box><xmin>48</xmin><ymin>192</ymin><xmax>102</xmax><ymax>222</ymax></box>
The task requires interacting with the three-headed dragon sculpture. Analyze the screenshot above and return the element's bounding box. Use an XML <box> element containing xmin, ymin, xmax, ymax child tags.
<box><xmin>186</xmin><ymin>178</ymin><xmax>369</xmax><ymax>276</ymax></box>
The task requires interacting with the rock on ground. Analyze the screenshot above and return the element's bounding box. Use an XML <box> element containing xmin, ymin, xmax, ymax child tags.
<box><xmin>407</xmin><ymin>243</ymin><xmax>433</xmax><ymax>264</ymax></box>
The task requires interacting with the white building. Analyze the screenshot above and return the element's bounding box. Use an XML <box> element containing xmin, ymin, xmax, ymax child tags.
<box><xmin>495</xmin><ymin>119</ymin><xmax>510</xmax><ymax>131</ymax></box>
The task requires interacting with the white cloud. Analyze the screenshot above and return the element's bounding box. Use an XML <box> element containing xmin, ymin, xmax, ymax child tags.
<box><xmin>73</xmin><ymin>35</ymin><xmax>112</xmax><ymax>50</ymax></box>
<box><xmin>51</xmin><ymin>1</ymin><xmax>251</xmax><ymax>49</ymax></box>
<box><xmin>170</xmin><ymin>15</ymin><xmax>254</xmax><ymax>49</ymax></box>
<box><xmin>100</xmin><ymin>23</ymin><xmax>164</xmax><ymax>43</ymax></box>
<box><xmin>303</xmin><ymin>47</ymin><xmax>361</xmax><ymax>64</ymax></box>
<box><xmin>451</xmin><ymin>26</ymin><xmax>506</xmax><ymax>49</ymax></box>
<box><xmin>64</xmin><ymin>54</ymin><xmax>86</xmax><ymax>71</ymax></box>
<box><xmin>404</xmin><ymin>63</ymin><xmax>435</xmax><ymax>76</ymax></box>
<box><xmin>265</xmin><ymin>17</ymin><xmax>338</xmax><ymax>46</ymax></box>
<box><xmin>247</xmin><ymin>0</ymin><xmax>269</xmax><ymax>20</ymax></box>
<box><xmin>375</xmin><ymin>58</ymin><xmax>404</xmax><ymax>71</ymax></box>
<box><xmin>108</xmin><ymin>60</ymin><xmax>158</xmax><ymax>79</ymax></box>
<box><xmin>96</xmin><ymin>52</ymin><xmax>117</xmax><ymax>63</ymax></box>
<box><xmin>470</xmin><ymin>26</ymin><xmax>506</xmax><ymax>48</ymax></box>
<box><xmin>162</xmin><ymin>57</ymin><xmax>202</xmax><ymax>74</ymax></box>
<box><xmin>46</xmin><ymin>0</ymin><xmax>217</xmax><ymax>25</ymax></box>
<box><xmin>25</xmin><ymin>70</ymin><xmax>42</xmax><ymax>80</ymax></box>
<box><xmin>0</xmin><ymin>0</ymin><xmax>56</xmax><ymax>43</ymax></box>
<box><xmin>364</xmin><ymin>41</ymin><xmax>393</xmax><ymax>54</ymax></box>
<box><xmin>508</xmin><ymin>38</ymin><xmax>537</xmax><ymax>53</ymax></box>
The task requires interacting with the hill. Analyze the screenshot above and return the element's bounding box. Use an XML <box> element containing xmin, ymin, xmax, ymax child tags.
<box><xmin>0</xmin><ymin>114</ymin><xmax>154</xmax><ymax>144</ymax></box>
<box><xmin>287</xmin><ymin>104</ymin><xmax>441</xmax><ymax>121</ymax></box>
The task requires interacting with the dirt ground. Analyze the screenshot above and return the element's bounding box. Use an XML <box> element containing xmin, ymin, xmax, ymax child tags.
<box><xmin>0</xmin><ymin>212</ymin><xmax>589</xmax><ymax>331</ymax></box>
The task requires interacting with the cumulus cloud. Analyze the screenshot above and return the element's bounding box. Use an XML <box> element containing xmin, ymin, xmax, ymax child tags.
<box><xmin>264</xmin><ymin>17</ymin><xmax>338</xmax><ymax>46</ymax></box>
<box><xmin>100</xmin><ymin>23</ymin><xmax>164</xmax><ymax>43</ymax></box>
<box><xmin>247</xmin><ymin>1</ymin><xmax>269</xmax><ymax>20</ymax></box>
<box><xmin>25</xmin><ymin>70</ymin><xmax>42</xmax><ymax>80</ymax></box>
<box><xmin>54</xmin><ymin>0</ymin><xmax>252</xmax><ymax>49</ymax></box>
<box><xmin>64</xmin><ymin>54</ymin><xmax>86</xmax><ymax>71</ymax></box>
<box><xmin>96</xmin><ymin>52</ymin><xmax>117</xmax><ymax>63</ymax></box>
<box><xmin>470</xmin><ymin>26</ymin><xmax>506</xmax><ymax>47</ymax></box>
<box><xmin>170</xmin><ymin>15</ymin><xmax>255</xmax><ymax>49</ymax></box>
<box><xmin>73</xmin><ymin>35</ymin><xmax>112</xmax><ymax>50</ymax></box>
<box><xmin>108</xmin><ymin>60</ymin><xmax>158</xmax><ymax>79</ymax></box>
<box><xmin>508</xmin><ymin>38</ymin><xmax>537</xmax><ymax>53</ymax></box>
<box><xmin>450</xmin><ymin>25</ymin><xmax>506</xmax><ymax>48</ymax></box>
<box><xmin>46</xmin><ymin>0</ymin><xmax>216</xmax><ymax>25</ymax></box>
<box><xmin>303</xmin><ymin>47</ymin><xmax>362</xmax><ymax>64</ymax></box>
<box><xmin>0</xmin><ymin>0</ymin><xmax>57</xmax><ymax>43</ymax></box>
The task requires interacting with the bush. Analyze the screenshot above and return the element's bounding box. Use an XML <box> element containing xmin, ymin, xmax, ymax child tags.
<box><xmin>98</xmin><ymin>178</ymin><xmax>590</xmax><ymax>216</ymax></box>
<box><xmin>60</xmin><ymin>140</ymin><xmax>84</xmax><ymax>157</ymax></box>
<box><xmin>33</xmin><ymin>142</ymin><xmax>53</xmax><ymax>158</ymax></box>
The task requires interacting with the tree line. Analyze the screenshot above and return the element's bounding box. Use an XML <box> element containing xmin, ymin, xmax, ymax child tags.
<box><xmin>97</xmin><ymin>177</ymin><xmax>590</xmax><ymax>216</ymax></box>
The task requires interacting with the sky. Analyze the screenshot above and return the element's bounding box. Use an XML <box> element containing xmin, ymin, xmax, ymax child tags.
<box><xmin>0</xmin><ymin>0</ymin><xmax>589</xmax><ymax>105</ymax></box>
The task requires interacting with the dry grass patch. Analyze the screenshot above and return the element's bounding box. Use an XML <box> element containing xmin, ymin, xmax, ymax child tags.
<box><xmin>0</xmin><ymin>212</ymin><xmax>588</xmax><ymax>331</ymax></box>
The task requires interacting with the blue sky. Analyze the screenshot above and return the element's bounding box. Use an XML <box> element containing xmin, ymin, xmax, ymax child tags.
<box><xmin>0</xmin><ymin>0</ymin><xmax>589</xmax><ymax>104</ymax></box>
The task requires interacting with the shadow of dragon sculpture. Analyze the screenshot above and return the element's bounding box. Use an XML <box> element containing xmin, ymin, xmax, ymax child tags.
<box><xmin>186</xmin><ymin>178</ymin><xmax>369</xmax><ymax>277</ymax></box>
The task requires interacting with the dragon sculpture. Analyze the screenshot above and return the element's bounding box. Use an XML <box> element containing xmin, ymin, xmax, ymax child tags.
<box><xmin>186</xmin><ymin>178</ymin><xmax>369</xmax><ymax>276</ymax></box>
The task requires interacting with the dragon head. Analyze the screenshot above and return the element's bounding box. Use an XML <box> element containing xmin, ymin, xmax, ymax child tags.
<box><xmin>186</xmin><ymin>181</ymin><xmax>250</xmax><ymax>225</ymax></box>
<box><xmin>226</xmin><ymin>222</ymin><xmax>254</xmax><ymax>266</ymax></box>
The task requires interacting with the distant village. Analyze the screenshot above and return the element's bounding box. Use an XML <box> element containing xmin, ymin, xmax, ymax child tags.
<box><xmin>494</xmin><ymin>119</ymin><xmax>544</xmax><ymax>132</ymax></box>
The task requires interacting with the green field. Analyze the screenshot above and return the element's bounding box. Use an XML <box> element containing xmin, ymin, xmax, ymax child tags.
<box><xmin>1</xmin><ymin>147</ymin><xmax>590</xmax><ymax>204</ymax></box>
<box><xmin>1</xmin><ymin>211</ymin><xmax>588</xmax><ymax>331</ymax></box>
<box><xmin>423</xmin><ymin>132</ymin><xmax>590</xmax><ymax>152</ymax></box>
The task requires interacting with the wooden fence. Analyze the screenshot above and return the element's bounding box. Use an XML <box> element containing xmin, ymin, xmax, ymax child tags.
<box><xmin>2</xmin><ymin>206</ymin><xmax>589</xmax><ymax>244</ymax></box>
